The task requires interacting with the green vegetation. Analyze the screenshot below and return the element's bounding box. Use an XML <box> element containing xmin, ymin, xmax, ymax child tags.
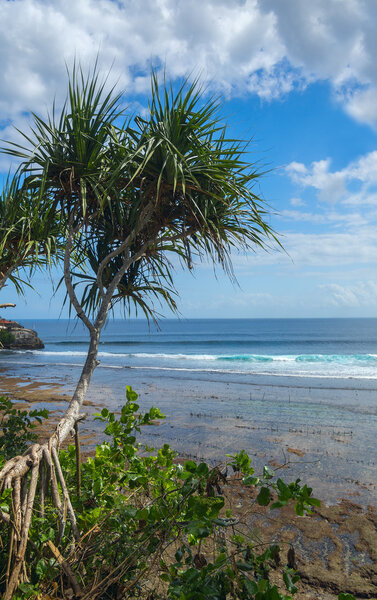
<box><xmin>0</xmin><ymin>396</ymin><xmax>48</xmax><ymax>461</ymax></box>
<box><xmin>0</xmin><ymin>392</ymin><xmax>355</xmax><ymax>599</ymax></box>
<box><xmin>0</xmin><ymin>329</ymin><xmax>15</xmax><ymax>347</ymax></box>
<box><xmin>0</xmin><ymin>172</ymin><xmax>60</xmax><ymax>294</ymax></box>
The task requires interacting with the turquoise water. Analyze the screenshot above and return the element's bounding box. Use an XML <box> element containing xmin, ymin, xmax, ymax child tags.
<box><xmin>3</xmin><ymin>317</ymin><xmax>377</xmax><ymax>381</ymax></box>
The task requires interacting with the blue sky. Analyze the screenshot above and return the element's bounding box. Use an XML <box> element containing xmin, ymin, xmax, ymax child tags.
<box><xmin>2</xmin><ymin>0</ymin><xmax>377</xmax><ymax>319</ymax></box>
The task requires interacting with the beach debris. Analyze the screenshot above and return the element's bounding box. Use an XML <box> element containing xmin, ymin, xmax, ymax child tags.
<box><xmin>287</xmin><ymin>546</ymin><xmax>297</xmax><ymax>569</ymax></box>
<box><xmin>287</xmin><ymin>447</ymin><xmax>305</xmax><ymax>457</ymax></box>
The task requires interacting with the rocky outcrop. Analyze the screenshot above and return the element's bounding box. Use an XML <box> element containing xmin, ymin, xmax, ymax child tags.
<box><xmin>0</xmin><ymin>320</ymin><xmax>44</xmax><ymax>350</ymax></box>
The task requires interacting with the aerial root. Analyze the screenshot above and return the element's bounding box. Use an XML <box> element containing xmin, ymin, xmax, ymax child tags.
<box><xmin>4</xmin><ymin>461</ymin><xmax>40</xmax><ymax>600</ymax></box>
<box><xmin>2</xmin><ymin>443</ymin><xmax>81</xmax><ymax>599</ymax></box>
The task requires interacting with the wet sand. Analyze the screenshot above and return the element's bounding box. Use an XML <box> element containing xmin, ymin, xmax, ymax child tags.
<box><xmin>0</xmin><ymin>370</ymin><xmax>100</xmax><ymax>447</ymax></box>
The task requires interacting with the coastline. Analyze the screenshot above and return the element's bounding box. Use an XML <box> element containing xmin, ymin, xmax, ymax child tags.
<box><xmin>0</xmin><ymin>365</ymin><xmax>376</xmax><ymax>506</ymax></box>
<box><xmin>0</xmin><ymin>368</ymin><xmax>376</xmax><ymax>598</ymax></box>
<box><xmin>0</xmin><ymin>370</ymin><xmax>101</xmax><ymax>448</ymax></box>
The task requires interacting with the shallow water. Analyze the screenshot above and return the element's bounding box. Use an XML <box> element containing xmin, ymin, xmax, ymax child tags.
<box><xmin>1</xmin><ymin>318</ymin><xmax>376</xmax><ymax>505</ymax></box>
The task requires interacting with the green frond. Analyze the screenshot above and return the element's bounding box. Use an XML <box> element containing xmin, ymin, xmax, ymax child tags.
<box><xmin>1</xmin><ymin>63</ymin><xmax>279</xmax><ymax>319</ymax></box>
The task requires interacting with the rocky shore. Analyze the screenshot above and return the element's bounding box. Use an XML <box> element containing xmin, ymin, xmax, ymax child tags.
<box><xmin>0</xmin><ymin>372</ymin><xmax>376</xmax><ymax>599</ymax></box>
<box><xmin>0</xmin><ymin>318</ymin><xmax>44</xmax><ymax>349</ymax></box>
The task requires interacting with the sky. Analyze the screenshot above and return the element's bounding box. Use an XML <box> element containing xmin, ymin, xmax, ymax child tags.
<box><xmin>2</xmin><ymin>0</ymin><xmax>377</xmax><ymax>319</ymax></box>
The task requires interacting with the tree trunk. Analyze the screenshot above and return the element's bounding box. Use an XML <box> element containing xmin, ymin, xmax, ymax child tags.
<box><xmin>53</xmin><ymin>327</ymin><xmax>101</xmax><ymax>445</ymax></box>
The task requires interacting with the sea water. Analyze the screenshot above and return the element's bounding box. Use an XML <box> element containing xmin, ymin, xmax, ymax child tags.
<box><xmin>3</xmin><ymin>317</ymin><xmax>377</xmax><ymax>381</ymax></box>
<box><xmin>1</xmin><ymin>318</ymin><xmax>376</xmax><ymax>503</ymax></box>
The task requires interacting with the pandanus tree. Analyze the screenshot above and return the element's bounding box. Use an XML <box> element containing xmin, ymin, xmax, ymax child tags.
<box><xmin>0</xmin><ymin>66</ymin><xmax>278</xmax><ymax>597</ymax></box>
<box><xmin>0</xmin><ymin>172</ymin><xmax>59</xmax><ymax>296</ymax></box>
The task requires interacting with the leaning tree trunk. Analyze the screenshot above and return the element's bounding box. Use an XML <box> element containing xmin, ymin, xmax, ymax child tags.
<box><xmin>0</xmin><ymin>326</ymin><xmax>102</xmax><ymax>599</ymax></box>
<box><xmin>0</xmin><ymin>215</ymin><xmax>157</xmax><ymax>597</ymax></box>
<box><xmin>53</xmin><ymin>328</ymin><xmax>100</xmax><ymax>446</ymax></box>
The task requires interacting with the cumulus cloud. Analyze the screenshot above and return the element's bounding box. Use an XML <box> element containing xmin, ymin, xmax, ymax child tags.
<box><xmin>286</xmin><ymin>159</ymin><xmax>347</xmax><ymax>203</ymax></box>
<box><xmin>285</xmin><ymin>151</ymin><xmax>377</xmax><ymax>206</ymax></box>
<box><xmin>0</xmin><ymin>0</ymin><xmax>280</xmax><ymax>123</ymax></box>
<box><xmin>1</xmin><ymin>0</ymin><xmax>377</xmax><ymax>129</ymax></box>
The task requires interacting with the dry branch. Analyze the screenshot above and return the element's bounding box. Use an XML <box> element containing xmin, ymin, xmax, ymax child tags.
<box><xmin>46</xmin><ymin>539</ymin><xmax>82</xmax><ymax>597</ymax></box>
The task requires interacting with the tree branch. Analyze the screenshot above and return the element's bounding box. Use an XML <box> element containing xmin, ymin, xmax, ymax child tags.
<box><xmin>96</xmin><ymin>201</ymin><xmax>155</xmax><ymax>298</ymax></box>
<box><xmin>64</xmin><ymin>220</ymin><xmax>95</xmax><ymax>334</ymax></box>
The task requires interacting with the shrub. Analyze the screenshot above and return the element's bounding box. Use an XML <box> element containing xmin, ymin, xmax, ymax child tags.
<box><xmin>0</xmin><ymin>328</ymin><xmax>15</xmax><ymax>347</ymax></box>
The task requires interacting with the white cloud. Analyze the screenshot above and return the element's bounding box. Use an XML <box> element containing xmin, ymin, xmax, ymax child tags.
<box><xmin>1</xmin><ymin>0</ymin><xmax>377</xmax><ymax>130</ymax></box>
<box><xmin>320</xmin><ymin>280</ymin><xmax>377</xmax><ymax>307</ymax></box>
<box><xmin>278</xmin><ymin>208</ymin><xmax>373</xmax><ymax>228</ymax></box>
<box><xmin>278</xmin><ymin>210</ymin><xmax>327</xmax><ymax>224</ymax></box>
<box><xmin>263</xmin><ymin>0</ymin><xmax>377</xmax><ymax>127</ymax></box>
<box><xmin>289</xmin><ymin>197</ymin><xmax>306</xmax><ymax>207</ymax></box>
<box><xmin>284</xmin><ymin>231</ymin><xmax>377</xmax><ymax>265</ymax></box>
<box><xmin>286</xmin><ymin>159</ymin><xmax>346</xmax><ymax>202</ymax></box>
<box><xmin>347</xmin><ymin>151</ymin><xmax>377</xmax><ymax>182</ymax></box>
<box><xmin>231</xmin><ymin>227</ymin><xmax>377</xmax><ymax>268</ymax></box>
<box><xmin>0</xmin><ymin>0</ymin><xmax>281</xmax><ymax>124</ymax></box>
<box><xmin>285</xmin><ymin>151</ymin><xmax>377</xmax><ymax>206</ymax></box>
<box><xmin>342</xmin><ymin>87</ymin><xmax>377</xmax><ymax>125</ymax></box>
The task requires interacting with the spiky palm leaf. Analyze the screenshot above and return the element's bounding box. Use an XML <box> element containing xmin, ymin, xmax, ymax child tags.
<box><xmin>2</xmin><ymin>65</ymin><xmax>279</xmax><ymax>320</ymax></box>
<box><xmin>3</xmin><ymin>63</ymin><xmax>125</xmax><ymax>223</ymax></box>
<box><xmin>121</xmin><ymin>74</ymin><xmax>279</xmax><ymax>277</ymax></box>
<box><xmin>0</xmin><ymin>172</ymin><xmax>61</xmax><ymax>293</ymax></box>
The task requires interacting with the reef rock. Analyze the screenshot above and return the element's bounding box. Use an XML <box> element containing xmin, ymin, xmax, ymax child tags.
<box><xmin>0</xmin><ymin>319</ymin><xmax>44</xmax><ymax>350</ymax></box>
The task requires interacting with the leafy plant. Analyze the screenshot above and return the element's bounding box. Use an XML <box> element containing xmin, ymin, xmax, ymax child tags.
<box><xmin>0</xmin><ymin>171</ymin><xmax>60</xmax><ymax>294</ymax></box>
<box><xmin>0</xmin><ymin>396</ymin><xmax>48</xmax><ymax>461</ymax></box>
<box><xmin>0</xmin><ymin>387</ymin><xmax>322</xmax><ymax>599</ymax></box>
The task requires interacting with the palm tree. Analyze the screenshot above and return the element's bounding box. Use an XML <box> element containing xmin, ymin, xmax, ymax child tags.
<box><xmin>4</xmin><ymin>65</ymin><xmax>277</xmax><ymax>427</ymax></box>
<box><xmin>0</xmin><ymin>65</ymin><xmax>279</xmax><ymax>598</ymax></box>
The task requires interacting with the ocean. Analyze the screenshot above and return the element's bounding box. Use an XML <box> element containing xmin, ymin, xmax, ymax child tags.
<box><xmin>4</xmin><ymin>317</ymin><xmax>377</xmax><ymax>381</ymax></box>
<box><xmin>1</xmin><ymin>317</ymin><xmax>376</xmax><ymax>504</ymax></box>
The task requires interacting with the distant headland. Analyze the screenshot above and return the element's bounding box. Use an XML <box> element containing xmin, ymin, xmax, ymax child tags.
<box><xmin>0</xmin><ymin>304</ymin><xmax>44</xmax><ymax>349</ymax></box>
